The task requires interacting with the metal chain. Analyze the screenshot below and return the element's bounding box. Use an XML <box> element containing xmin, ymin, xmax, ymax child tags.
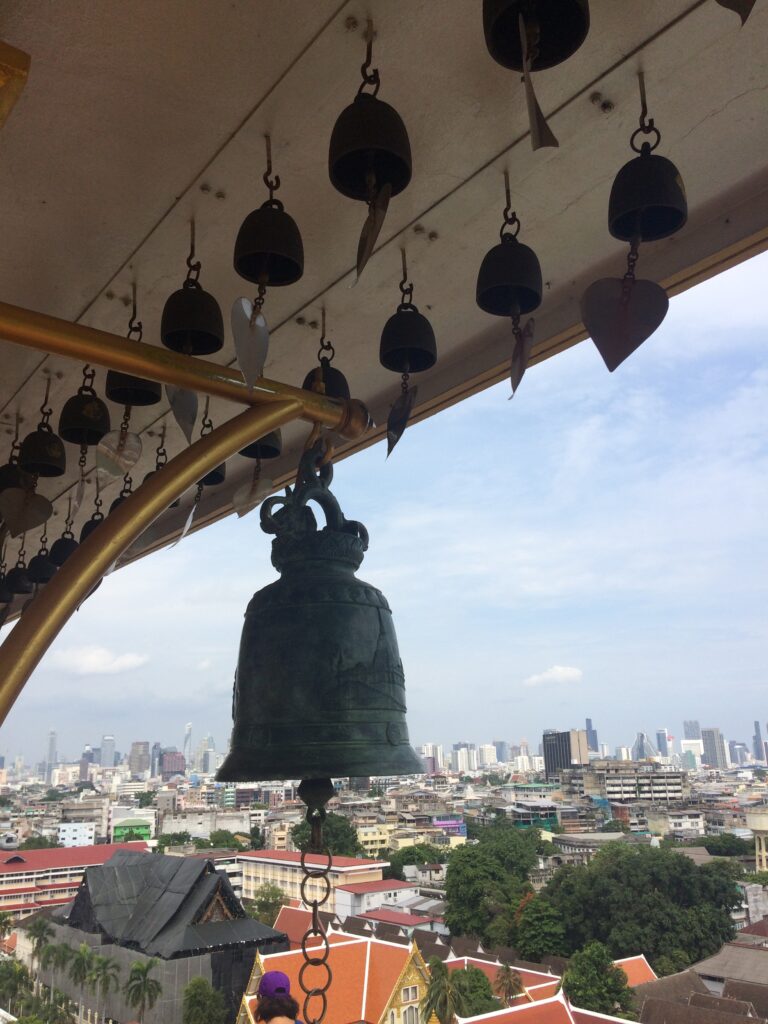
<box><xmin>621</xmin><ymin>239</ymin><xmax>640</xmax><ymax>305</ymax></box>
<box><xmin>511</xmin><ymin>311</ymin><xmax>523</xmax><ymax>346</ymax></box>
<box><xmin>200</xmin><ymin>397</ymin><xmax>213</xmax><ymax>437</ymax></box>
<box><xmin>80</xmin><ymin>365</ymin><xmax>96</xmax><ymax>394</ymax></box>
<box><xmin>184</xmin><ymin>219</ymin><xmax>202</xmax><ymax>287</ymax></box>
<box><xmin>399</xmin><ymin>248</ymin><xmax>414</xmax><ymax>308</ymax></box>
<box><xmin>127</xmin><ymin>282</ymin><xmax>143</xmax><ymax>341</ymax></box>
<box><xmin>316</xmin><ymin>307</ymin><xmax>335</xmax><ymax>364</ymax></box>
<box><xmin>63</xmin><ymin>498</ymin><xmax>74</xmax><ymax>539</ymax></box>
<box><xmin>38</xmin><ymin>376</ymin><xmax>53</xmax><ymax>431</ymax></box>
<box><xmin>39</xmin><ymin>527</ymin><xmax>49</xmax><ymax>557</ymax></box>
<box><xmin>263</xmin><ymin>134</ymin><xmax>281</xmax><ymax>204</ymax></box>
<box><xmin>297</xmin><ymin>779</ymin><xmax>335</xmax><ymax>1024</ymax></box>
<box><xmin>357</xmin><ymin>21</ymin><xmax>380</xmax><ymax>96</ymax></box>
<box><xmin>16</xmin><ymin>537</ymin><xmax>26</xmax><ymax>568</ymax></box>
<box><xmin>630</xmin><ymin>71</ymin><xmax>661</xmax><ymax>153</ymax></box>
<box><xmin>250</xmin><ymin>281</ymin><xmax>267</xmax><ymax>327</ymax></box>
<box><xmin>155</xmin><ymin>426</ymin><xmax>168</xmax><ymax>470</ymax></box>
<box><xmin>500</xmin><ymin>169</ymin><xmax>521</xmax><ymax>242</ymax></box>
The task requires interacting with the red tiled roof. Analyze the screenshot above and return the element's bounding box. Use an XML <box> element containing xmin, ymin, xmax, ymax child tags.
<box><xmin>248</xmin><ymin>935</ymin><xmax>418</xmax><ymax>1023</ymax></box>
<box><xmin>456</xmin><ymin>991</ymin><xmax>575</xmax><ymax>1023</ymax></box>
<box><xmin>337</xmin><ymin>878</ymin><xmax>415</xmax><ymax>894</ymax></box>
<box><xmin>273</xmin><ymin>905</ymin><xmax>334</xmax><ymax>949</ymax></box>
<box><xmin>612</xmin><ymin>955</ymin><xmax>657</xmax><ymax>986</ymax></box>
<box><xmin>528</xmin><ymin>982</ymin><xmax>561</xmax><ymax>1002</ymax></box>
<box><xmin>237</xmin><ymin>848</ymin><xmax>386</xmax><ymax>870</ymax></box>
<box><xmin>0</xmin><ymin>842</ymin><xmax>148</xmax><ymax>875</ymax></box>
<box><xmin>447</xmin><ymin>957</ymin><xmax>554</xmax><ymax>991</ymax></box>
<box><xmin>358</xmin><ymin>908</ymin><xmax>436</xmax><ymax>926</ymax></box>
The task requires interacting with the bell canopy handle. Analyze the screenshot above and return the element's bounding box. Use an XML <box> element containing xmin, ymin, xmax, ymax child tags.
<box><xmin>260</xmin><ymin>438</ymin><xmax>368</xmax><ymax>549</ymax></box>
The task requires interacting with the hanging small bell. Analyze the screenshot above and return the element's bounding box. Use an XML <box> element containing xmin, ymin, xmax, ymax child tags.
<box><xmin>240</xmin><ymin>429</ymin><xmax>282</xmax><ymax>461</ymax></box>
<box><xmin>380</xmin><ymin>305</ymin><xmax>437</xmax><ymax>374</ymax></box>
<box><xmin>19</xmin><ymin>425</ymin><xmax>66</xmax><ymax>478</ymax></box>
<box><xmin>609</xmin><ymin>145</ymin><xmax>687</xmax><ymax>243</ymax></box>
<box><xmin>477</xmin><ymin>233</ymin><xmax>542</xmax><ymax>316</ymax></box>
<box><xmin>80</xmin><ymin>513</ymin><xmax>104</xmax><ymax>543</ymax></box>
<box><xmin>482</xmin><ymin>0</ymin><xmax>590</xmax><ymax>70</ymax></box>
<box><xmin>58</xmin><ymin>371</ymin><xmax>111</xmax><ymax>446</ymax></box>
<box><xmin>329</xmin><ymin>92</ymin><xmax>412</xmax><ymax>201</ymax></box>
<box><xmin>0</xmin><ymin>461</ymin><xmax>31</xmax><ymax>496</ymax></box>
<box><xmin>162</xmin><ymin>221</ymin><xmax>224</xmax><ymax>355</ymax></box>
<box><xmin>302</xmin><ymin>359</ymin><xmax>350</xmax><ymax>401</ymax></box>
<box><xmin>50</xmin><ymin>501</ymin><xmax>79</xmax><ymax>566</ymax></box>
<box><xmin>0</xmin><ymin>569</ymin><xmax>13</xmax><ymax>604</ymax></box>
<box><xmin>109</xmin><ymin>476</ymin><xmax>133</xmax><ymax>514</ymax></box>
<box><xmin>5</xmin><ymin>562</ymin><xmax>33</xmax><ymax>595</ymax></box>
<box><xmin>107</xmin><ymin>289</ymin><xmax>162</xmax><ymax>407</ymax></box>
<box><xmin>217</xmin><ymin>440</ymin><xmax>422</xmax><ymax>782</ymax></box>
<box><xmin>28</xmin><ymin>550</ymin><xmax>57</xmax><ymax>585</ymax></box>
<box><xmin>234</xmin><ymin>200</ymin><xmax>304</xmax><ymax>287</ymax></box>
<box><xmin>200</xmin><ymin>463</ymin><xmax>226</xmax><ymax>487</ymax></box>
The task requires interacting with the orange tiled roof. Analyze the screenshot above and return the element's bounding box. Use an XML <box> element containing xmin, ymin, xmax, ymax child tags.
<box><xmin>456</xmin><ymin>991</ymin><xmax>575</xmax><ymax>1024</ymax></box>
<box><xmin>612</xmin><ymin>955</ymin><xmax>657</xmax><ymax>986</ymax></box>
<box><xmin>248</xmin><ymin>934</ymin><xmax>416</xmax><ymax>1024</ymax></box>
<box><xmin>273</xmin><ymin>905</ymin><xmax>335</xmax><ymax>949</ymax></box>
<box><xmin>446</xmin><ymin>957</ymin><xmax>554</xmax><ymax>991</ymax></box>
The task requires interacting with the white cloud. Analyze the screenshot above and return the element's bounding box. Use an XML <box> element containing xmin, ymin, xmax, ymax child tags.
<box><xmin>49</xmin><ymin>646</ymin><xmax>148</xmax><ymax>676</ymax></box>
<box><xmin>523</xmin><ymin>665</ymin><xmax>583</xmax><ymax>688</ymax></box>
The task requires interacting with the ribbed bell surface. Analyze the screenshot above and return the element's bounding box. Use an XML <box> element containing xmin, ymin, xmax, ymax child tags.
<box><xmin>483</xmin><ymin>0</ymin><xmax>590</xmax><ymax>71</ymax></box>
<box><xmin>161</xmin><ymin>283</ymin><xmax>225</xmax><ymax>355</ymax></box>
<box><xmin>329</xmin><ymin>93</ymin><xmax>412</xmax><ymax>200</ymax></box>
<box><xmin>233</xmin><ymin>201</ymin><xmax>304</xmax><ymax>286</ymax></box>
<box><xmin>379</xmin><ymin>305</ymin><xmax>437</xmax><ymax>374</ymax></box>
<box><xmin>609</xmin><ymin>146</ymin><xmax>688</xmax><ymax>243</ymax></box>
<box><xmin>476</xmin><ymin>235</ymin><xmax>543</xmax><ymax>316</ymax></box>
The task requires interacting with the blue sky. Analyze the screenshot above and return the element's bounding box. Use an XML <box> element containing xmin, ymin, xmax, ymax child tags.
<box><xmin>2</xmin><ymin>252</ymin><xmax>767</xmax><ymax>764</ymax></box>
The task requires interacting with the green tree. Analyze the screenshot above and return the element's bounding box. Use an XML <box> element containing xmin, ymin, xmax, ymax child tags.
<box><xmin>601</xmin><ymin>820</ymin><xmax>630</xmax><ymax>833</ymax></box>
<box><xmin>20</xmin><ymin>836</ymin><xmax>60</xmax><ymax>850</ymax></box>
<box><xmin>561</xmin><ymin>941</ymin><xmax>634</xmax><ymax>1016</ymax></box>
<box><xmin>544</xmin><ymin>844</ymin><xmax>739</xmax><ymax>971</ymax></box>
<box><xmin>0</xmin><ymin>909</ymin><xmax>13</xmax><ymax>939</ymax></box>
<box><xmin>0</xmin><ymin>960</ymin><xmax>33</xmax><ymax>1016</ymax></box>
<box><xmin>68</xmin><ymin>943</ymin><xmax>94</xmax><ymax>1022</ymax></box>
<box><xmin>182</xmin><ymin>976</ymin><xmax>226</xmax><ymax>1024</ymax></box>
<box><xmin>88</xmin><ymin>955</ymin><xmax>120</xmax><ymax>1024</ymax></box>
<box><xmin>452</xmin><ymin>966</ymin><xmax>501</xmax><ymax>1016</ymax></box>
<box><xmin>27</xmin><ymin>918</ymin><xmax>55</xmax><ymax>988</ymax></box>
<box><xmin>421</xmin><ymin>958</ymin><xmax>469</xmax><ymax>1024</ymax></box>
<box><xmin>493</xmin><ymin>964</ymin><xmax>524</xmax><ymax>1003</ymax></box>
<box><xmin>250</xmin><ymin>825</ymin><xmax>265</xmax><ymax>850</ymax></box>
<box><xmin>155</xmin><ymin>831</ymin><xmax>192</xmax><ymax>853</ymax></box>
<box><xmin>208</xmin><ymin>829</ymin><xmax>248</xmax><ymax>850</ymax></box>
<box><xmin>40</xmin><ymin>944</ymin><xmax>72</xmax><ymax>1005</ymax></box>
<box><xmin>123</xmin><ymin>958</ymin><xmax>162</xmax><ymax>1024</ymax></box>
<box><xmin>120</xmin><ymin>830</ymin><xmax>146</xmax><ymax>843</ymax></box>
<box><xmin>136</xmin><ymin>792</ymin><xmax>155</xmax><ymax>808</ymax></box>
<box><xmin>516</xmin><ymin>896</ymin><xmax>567</xmax><ymax>961</ymax></box>
<box><xmin>697</xmin><ymin>834</ymin><xmax>753</xmax><ymax>856</ymax></box>
<box><xmin>243</xmin><ymin>883</ymin><xmax>286</xmax><ymax>926</ymax></box>
<box><xmin>291</xmin><ymin>813</ymin><xmax>362</xmax><ymax>857</ymax></box>
<box><xmin>386</xmin><ymin>843</ymin><xmax>448</xmax><ymax>881</ymax></box>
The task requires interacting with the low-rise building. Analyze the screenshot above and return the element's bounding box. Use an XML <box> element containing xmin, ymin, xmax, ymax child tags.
<box><xmin>56</xmin><ymin>821</ymin><xmax>96</xmax><ymax>847</ymax></box>
<box><xmin>237</xmin><ymin>849</ymin><xmax>387</xmax><ymax>912</ymax></box>
<box><xmin>335</xmin><ymin>879</ymin><xmax>418</xmax><ymax>920</ymax></box>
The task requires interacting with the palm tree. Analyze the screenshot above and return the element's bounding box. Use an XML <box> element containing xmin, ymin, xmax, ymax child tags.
<box><xmin>88</xmin><ymin>955</ymin><xmax>120</xmax><ymax>1024</ymax></box>
<box><xmin>0</xmin><ymin>960</ymin><xmax>32</xmax><ymax>1016</ymax></box>
<box><xmin>0</xmin><ymin>910</ymin><xmax>13</xmax><ymax>941</ymax></box>
<box><xmin>27</xmin><ymin>917</ymin><xmax>55</xmax><ymax>992</ymax></box>
<box><xmin>68</xmin><ymin>943</ymin><xmax>94</xmax><ymax>1023</ymax></box>
<box><xmin>421</xmin><ymin>958</ymin><xmax>469</xmax><ymax>1024</ymax></box>
<box><xmin>493</xmin><ymin>964</ymin><xmax>524</xmax><ymax>1004</ymax></box>
<box><xmin>123</xmin><ymin>958</ymin><xmax>162</xmax><ymax>1024</ymax></box>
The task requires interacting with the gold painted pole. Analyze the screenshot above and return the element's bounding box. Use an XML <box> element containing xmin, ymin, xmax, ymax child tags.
<box><xmin>0</xmin><ymin>398</ymin><xmax>301</xmax><ymax>728</ymax></box>
<box><xmin>0</xmin><ymin>301</ymin><xmax>369</xmax><ymax>440</ymax></box>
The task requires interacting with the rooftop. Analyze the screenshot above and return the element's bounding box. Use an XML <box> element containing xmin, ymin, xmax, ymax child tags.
<box><xmin>0</xmin><ymin>842</ymin><xmax>149</xmax><ymax>875</ymax></box>
<box><xmin>236</xmin><ymin>848</ymin><xmax>386</xmax><ymax>871</ymax></box>
<box><xmin>337</xmin><ymin>877</ymin><xmax>415</xmax><ymax>894</ymax></box>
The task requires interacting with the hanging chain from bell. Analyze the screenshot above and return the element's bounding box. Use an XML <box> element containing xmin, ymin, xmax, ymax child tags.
<box><xmin>154</xmin><ymin>425</ymin><xmax>168</xmax><ymax>471</ymax></box>
<box><xmin>398</xmin><ymin>249</ymin><xmax>415</xmax><ymax>396</ymax></box>
<box><xmin>630</xmin><ymin>72</ymin><xmax>661</xmax><ymax>155</ymax></box>
<box><xmin>247</xmin><ymin>135</ymin><xmax>280</xmax><ymax>328</ymax></box>
<box><xmin>499</xmin><ymin>170</ymin><xmax>525</xmax><ymax>345</ymax></box>
<box><xmin>185</xmin><ymin>219</ymin><xmax>202</xmax><ymax>288</ymax></box>
<box><xmin>297</xmin><ymin>778</ymin><xmax>335</xmax><ymax>1024</ymax></box>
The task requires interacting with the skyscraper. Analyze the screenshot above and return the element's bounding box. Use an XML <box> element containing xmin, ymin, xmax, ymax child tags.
<box><xmin>493</xmin><ymin>740</ymin><xmax>510</xmax><ymax>762</ymax></box>
<box><xmin>655</xmin><ymin>729</ymin><xmax>670</xmax><ymax>758</ymax></box>
<box><xmin>631</xmin><ymin>732</ymin><xmax>658</xmax><ymax>761</ymax></box>
<box><xmin>754</xmin><ymin>722</ymin><xmax>764</xmax><ymax>763</ymax></box>
<box><xmin>150</xmin><ymin>742</ymin><xmax>162</xmax><ymax>777</ymax></box>
<box><xmin>683</xmin><ymin>720</ymin><xmax>702</xmax><ymax>740</ymax></box>
<box><xmin>542</xmin><ymin>729</ymin><xmax>589</xmax><ymax>779</ymax></box>
<box><xmin>183</xmin><ymin>723</ymin><xmax>193</xmax><ymax>766</ymax></box>
<box><xmin>128</xmin><ymin>741</ymin><xmax>150</xmax><ymax>776</ymax></box>
<box><xmin>101</xmin><ymin>735</ymin><xmax>115</xmax><ymax>768</ymax></box>
<box><xmin>729</xmin><ymin>741</ymin><xmax>748</xmax><ymax>766</ymax></box>
<box><xmin>585</xmin><ymin>718</ymin><xmax>598</xmax><ymax>752</ymax></box>
<box><xmin>701</xmin><ymin>727</ymin><xmax>728</xmax><ymax>770</ymax></box>
<box><xmin>45</xmin><ymin>730</ymin><xmax>57</xmax><ymax>783</ymax></box>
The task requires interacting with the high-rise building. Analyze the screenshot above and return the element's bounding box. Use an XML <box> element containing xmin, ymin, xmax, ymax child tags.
<box><xmin>183</xmin><ymin>723</ymin><xmax>193</xmax><ymax>766</ymax></box>
<box><xmin>701</xmin><ymin>727</ymin><xmax>728</xmax><ymax>770</ymax></box>
<box><xmin>683</xmin><ymin>720</ymin><xmax>701</xmax><ymax>740</ymax></box>
<box><xmin>420</xmin><ymin>743</ymin><xmax>444</xmax><ymax>770</ymax></box>
<box><xmin>45</xmin><ymin>730</ymin><xmax>57</xmax><ymax>783</ymax></box>
<box><xmin>754</xmin><ymin>722</ymin><xmax>764</xmax><ymax>762</ymax></box>
<box><xmin>150</xmin><ymin>742</ymin><xmax>162</xmax><ymax>777</ymax></box>
<box><xmin>128</xmin><ymin>741</ymin><xmax>150</xmax><ymax>776</ymax></box>
<box><xmin>655</xmin><ymin>729</ymin><xmax>670</xmax><ymax>758</ymax></box>
<box><xmin>729</xmin><ymin>741</ymin><xmax>748</xmax><ymax>766</ymax></box>
<box><xmin>585</xmin><ymin>718</ymin><xmax>599</xmax><ymax>752</ymax></box>
<box><xmin>478</xmin><ymin>744</ymin><xmax>497</xmax><ymax>767</ymax></box>
<box><xmin>100</xmin><ymin>735</ymin><xmax>115</xmax><ymax>768</ymax></box>
<box><xmin>161</xmin><ymin>750</ymin><xmax>186</xmax><ymax>781</ymax></box>
<box><xmin>680</xmin><ymin>739</ymin><xmax>703</xmax><ymax>768</ymax></box>
<box><xmin>493</xmin><ymin>740</ymin><xmax>510</xmax><ymax>762</ymax></box>
<box><xmin>542</xmin><ymin>729</ymin><xmax>589</xmax><ymax>779</ymax></box>
<box><xmin>631</xmin><ymin>732</ymin><xmax>658</xmax><ymax>760</ymax></box>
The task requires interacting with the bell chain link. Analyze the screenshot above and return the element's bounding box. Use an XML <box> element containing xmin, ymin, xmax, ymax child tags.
<box><xmin>297</xmin><ymin>780</ymin><xmax>335</xmax><ymax>1024</ymax></box>
<box><xmin>184</xmin><ymin>219</ymin><xmax>202</xmax><ymax>288</ymax></box>
<box><xmin>500</xmin><ymin>169</ymin><xmax>521</xmax><ymax>242</ymax></box>
<box><xmin>38</xmin><ymin>376</ymin><xmax>53</xmax><ymax>432</ymax></box>
<box><xmin>621</xmin><ymin>237</ymin><xmax>641</xmax><ymax>306</ymax></box>
<box><xmin>630</xmin><ymin>71</ymin><xmax>661</xmax><ymax>153</ymax></box>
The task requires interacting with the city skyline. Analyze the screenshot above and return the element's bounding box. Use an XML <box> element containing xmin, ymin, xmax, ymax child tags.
<box><xmin>1</xmin><ymin>253</ymin><xmax>766</xmax><ymax>762</ymax></box>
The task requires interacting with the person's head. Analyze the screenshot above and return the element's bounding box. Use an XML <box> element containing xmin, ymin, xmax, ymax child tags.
<box><xmin>257</xmin><ymin>971</ymin><xmax>291</xmax><ymax>1000</ymax></box>
<box><xmin>254</xmin><ymin>994</ymin><xmax>299</xmax><ymax>1023</ymax></box>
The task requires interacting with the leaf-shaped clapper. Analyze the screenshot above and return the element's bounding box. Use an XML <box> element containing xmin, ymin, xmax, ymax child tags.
<box><xmin>232</xmin><ymin>469</ymin><xmax>274</xmax><ymax>519</ymax></box>
<box><xmin>581</xmin><ymin>277</ymin><xmax>669</xmax><ymax>373</ymax></box>
<box><xmin>386</xmin><ymin>385</ymin><xmax>418</xmax><ymax>458</ymax></box>
<box><xmin>166</xmin><ymin>385</ymin><xmax>199</xmax><ymax>445</ymax></box>
<box><xmin>96</xmin><ymin>429</ymin><xmax>142</xmax><ymax>476</ymax></box>
<box><xmin>509</xmin><ymin>318</ymin><xmax>535</xmax><ymax>398</ymax></box>
<box><xmin>519</xmin><ymin>14</ymin><xmax>558</xmax><ymax>151</ymax></box>
<box><xmin>0</xmin><ymin>488</ymin><xmax>53</xmax><ymax>537</ymax></box>
<box><xmin>356</xmin><ymin>183</ymin><xmax>392</xmax><ymax>283</ymax></box>
<box><xmin>231</xmin><ymin>297</ymin><xmax>269</xmax><ymax>390</ymax></box>
<box><xmin>715</xmin><ymin>0</ymin><xmax>756</xmax><ymax>25</ymax></box>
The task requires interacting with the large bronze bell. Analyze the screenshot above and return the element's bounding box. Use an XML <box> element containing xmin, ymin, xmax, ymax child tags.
<box><xmin>240</xmin><ymin>429</ymin><xmax>282</xmax><ymax>461</ymax></box>
<box><xmin>233</xmin><ymin>201</ymin><xmax>304</xmax><ymax>286</ymax></box>
<box><xmin>217</xmin><ymin>442</ymin><xmax>422</xmax><ymax>782</ymax></box>
<box><xmin>483</xmin><ymin>0</ymin><xmax>590</xmax><ymax>71</ymax></box>
<box><xmin>302</xmin><ymin>360</ymin><xmax>350</xmax><ymax>401</ymax></box>
<box><xmin>329</xmin><ymin>92</ymin><xmax>412</xmax><ymax>201</ymax></box>
<box><xmin>476</xmin><ymin>234</ymin><xmax>542</xmax><ymax>316</ymax></box>
<box><xmin>58</xmin><ymin>389</ymin><xmax>111</xmax><ymax>446</ymax></box>
<box><xmin>19</xmin><ymin>425</ymin><xmax>66</xmax><ymax>477</ymax></box>
<box><xmin>161</xmin><ymin>281</ymin><xmax>224</xmax><ymax>356</ymax></box>
<box><xmin>380</xmin><ymin>305</ymin><xmax>437</xmax><ymax>374</ymax></box>
<box><xmin>609</xmin><ymin>144</ymin><xmax>688</xmax><ymax>242</ymax></box>
<box><xmin>105</xmin><ymin>371</ymin><xmax>161</xmax><ymax>407</ymax></box>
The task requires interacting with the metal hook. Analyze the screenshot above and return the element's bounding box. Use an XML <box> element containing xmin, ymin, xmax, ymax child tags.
<box><xmin>637</xmin><ymin>71</ymin><xmax>653</xmax><ymax>131</ymax></box>
<box><xmin>128</xmin><ymin>281</ymin><xmax>143</xmax><ymax>338</ymax></box>
<box><xmin>263</xmin><ymin>134</ymin><xmax>281</xmax><ymax>200</ymax></box>
<box><xmin>399</xmin><ymin>248</ymin><xmax>414</xmax><ymax>305</ymax></box>
<box><xmin>358</xmin><ymin>19</ymin><xmax>380</xmax><ymax>95</ymax></box>
<box><xmin>501</xmin><ymin>169</ymin><xmax>521</xmax><ymax>239</ymax></box>
<box><xmin>185</xmin><ymin>219</ymin><xmax>201</xmax><ymax>283</ymax></box>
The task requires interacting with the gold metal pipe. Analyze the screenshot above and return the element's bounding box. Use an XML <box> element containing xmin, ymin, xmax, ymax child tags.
<box><xmin>0</xmin><ymin>300</ymin><xmax>370</xmax><ymax>440</ymax></box>
<box><xmin>0</xmin><ymin>398</ymin><xmax>301</xmax><ymax>728</ymax></box>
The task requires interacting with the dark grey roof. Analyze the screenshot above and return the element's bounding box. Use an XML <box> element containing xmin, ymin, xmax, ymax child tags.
<box><xmin>693</xmin><ymin>944</ymin><xmax>768</xmax><ymax>986</ymax></box>
<box><xmin>689</xmin><ymin>992</ymin><xmax>755</xmax><ymax>1015</ymax></box>
<box><xmin>723</xmin><ymin>980</ymin><xmax>768</xmax><ymax>1018</ymax></box>
<box><xmin>634</xmin><ymin>969</ymin><xmax>710</xmax><ymax>1008</ymax></box>
<box><xmin>640</xmin><ymin>996</ymin><xmax>767</xmax><ymax>1024</ymax></box>
<box><xmin>62</xmin><ymin>850</ymin><xmax>284</xmax><ymax>959</ymax></box>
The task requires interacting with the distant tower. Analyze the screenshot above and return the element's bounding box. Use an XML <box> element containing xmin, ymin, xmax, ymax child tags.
<box><xmin>183</xmin><ymin>723</ymin><xmax>193</xmax><ymax>766</ymax></box>
<box><xmin>631</xmin><ymin>732</ymin><xmax>658</xmax><ymax>761</ymax></box>
<box><xmin>655</xmin><ymin>729</ymin><xmax>670</xmax><ymax>758</ymax></box>
<box><xmin>754</xmin><ymin>722</ymin><xmax>764</xmax><ymax>762</ymax></box>
<box><xmin>45</xmin><ymin>730</ymin><xmax>57</xmax><ymax>784</ymax></box>
<box><xmin>701</xmin><ymin>728</ymin><xmax>728</xmax><ymax>770</ymax></box>
<box><xmin>683</xmin><ymin>720</ymin><xmax>701</xmax><ymax>740</ymax></box>
<box><xmin>101</xmin><ymin>735</ymin><xmax>115</xmax><ymax>768</ymax></box>
<box><xmin>585</xmin><ymin>718</ymin><xmax>598</xmax><ymax>752</ymax></box>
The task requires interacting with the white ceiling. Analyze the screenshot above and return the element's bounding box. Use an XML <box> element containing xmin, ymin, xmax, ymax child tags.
<box><xmin>0</xmin><ymin>0</ymin><xmax>767</xmax><ymax>563</ymax></box>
